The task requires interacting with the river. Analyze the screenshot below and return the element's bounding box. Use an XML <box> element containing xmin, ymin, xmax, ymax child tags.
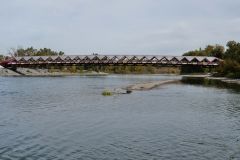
<box><xmin>0</xmin><ymin>75</ymin><xmax>239</xmax><ymax>160</ymax></box>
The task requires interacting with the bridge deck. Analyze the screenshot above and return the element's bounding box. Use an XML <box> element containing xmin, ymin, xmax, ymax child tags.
<box><xmin>1</xmin><ymin>55</ymin><xmax>221</xmax><ymax>67</ymax></box>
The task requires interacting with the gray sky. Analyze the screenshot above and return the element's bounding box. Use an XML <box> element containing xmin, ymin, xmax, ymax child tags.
<box><xmin>1</xmin><ymin>0</ymin><xmax>240</xmax><ymax>55</ymax></box>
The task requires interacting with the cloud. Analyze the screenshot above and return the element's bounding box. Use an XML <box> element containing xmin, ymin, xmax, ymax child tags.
<box><xmin>0</xmin><ymin>0</ymin><xmax>240</xmax><ymax>55</ymax></box>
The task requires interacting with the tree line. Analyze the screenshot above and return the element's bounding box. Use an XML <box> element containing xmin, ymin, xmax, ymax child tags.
<box><xmin>0</xmin><ymin>47</ymin><xmax>64</xmax><ymax>60</ymax></box>
<box><xmin>183</xmin><ymin>44</ymin><xmax>224</xmax><ymax>59</ymax></box>
<box><xmin>10</xmin><ymin>47</ymin><xmax>64</xmax><ymax>57</ymax></box>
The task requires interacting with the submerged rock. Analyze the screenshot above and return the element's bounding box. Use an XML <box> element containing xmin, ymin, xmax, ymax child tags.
<box><xmin>102</xmin><ymin>88</ymin><xmax>132</xmax><ymax>96</ymax></box>
<box><xmin>113</xmin><ymin>88</ymin><xmax>132</xmax><ymax>94</ymax></box>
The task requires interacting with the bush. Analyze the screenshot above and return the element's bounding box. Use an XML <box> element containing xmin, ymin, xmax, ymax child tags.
<box><xmin>216</xmin><ymin>59</ymin><xmax>240</xmax><ymax>78</ymax></box>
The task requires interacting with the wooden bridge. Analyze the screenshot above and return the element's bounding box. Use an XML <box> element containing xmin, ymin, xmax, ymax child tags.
<box><xmin>0</xmin><ymin>55</ymin><xmax>221</xmax><ymax>68</ymax></box>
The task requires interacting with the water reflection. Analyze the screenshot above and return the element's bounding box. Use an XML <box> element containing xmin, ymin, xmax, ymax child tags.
<box><xmin>181</xmin><ymin>76</ymin><xmax>240</xmax><ymax>93</ymax></box>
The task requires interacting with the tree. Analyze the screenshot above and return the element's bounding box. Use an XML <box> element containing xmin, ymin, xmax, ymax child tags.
<box><xmin>209</xmin><ymin>45</ymin><xmax>225</xmax><ymax>59</ymax></box>
<box><xmin>183</xmin><ymin>44</ymin><xmax>225</xmax><ymax>59</ymax></box>
<box><xmin>0</xmin><ymin>54</ymin><xmax>4</xmax><ymax>61</ymax></box>
<box><xmin>224</xmin><ymin>41</ymin><xmax>240</xmax><ymax>63</ymax></box>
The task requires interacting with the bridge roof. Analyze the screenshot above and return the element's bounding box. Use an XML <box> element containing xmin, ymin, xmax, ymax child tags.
<box><xmin>11</xmin><ymin>55</ymin><xmax>221</xmax><ymax>66</ymax></box>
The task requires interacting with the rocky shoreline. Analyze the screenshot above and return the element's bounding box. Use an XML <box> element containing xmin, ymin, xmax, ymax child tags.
<box><xmin>0</xmin><ymin>68</ymin><xmax>20</xmax><ymax>76</ymax></box>
<box><xmin>0</xmin><ymin>67</ymin><xmax>108</xmax><ymax>77</ymax></box>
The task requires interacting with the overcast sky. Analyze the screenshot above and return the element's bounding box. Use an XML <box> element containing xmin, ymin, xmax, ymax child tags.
<box><xmin>0</xmin><ymin>0</ymin><xmax>240</xmax><ymax>55</ymax></box>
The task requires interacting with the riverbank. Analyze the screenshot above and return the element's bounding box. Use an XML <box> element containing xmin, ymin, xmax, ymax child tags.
<box><xmin>0</xmin><ymin>68</ymin><xmax>108</xmax><ymax>76</ymax></box>
<box><xmin>0</xmin><ymin>68</ymin><xmax>21</xmax><ymax>76</ymax></box>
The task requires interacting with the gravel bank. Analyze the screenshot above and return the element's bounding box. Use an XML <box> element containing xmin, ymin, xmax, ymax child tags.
<box><xmin>125</xmin><ymin>80</ymin><xmax>181</xmax><ymax>91</ymax></box>
<box><xmin>0</xmin><ymin>67</ymin><xmax>108</xmax><ymax>76</ymax></box>
<box><xmin>0</xmin><ymin>68</ymin><xmax>20</xmax><ymax>76</ymax></box>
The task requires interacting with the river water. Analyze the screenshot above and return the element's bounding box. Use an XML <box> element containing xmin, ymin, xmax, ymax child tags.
<box><xmin>0</xmin><ymin>75</ymin><xmax>240</xmax><ymax>160</ymax></box>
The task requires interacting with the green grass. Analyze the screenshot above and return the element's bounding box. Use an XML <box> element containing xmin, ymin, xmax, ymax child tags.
<box><xmin>102</xmin><ymin>90</ymin><xmax>113</xmax><ymax>96</ymax></box>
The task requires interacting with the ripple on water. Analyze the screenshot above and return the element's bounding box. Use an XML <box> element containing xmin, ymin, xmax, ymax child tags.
<box><xmin>0</xmin><ymin>76</ymin><xmax>240</xmax><ymax>160</ymax></box>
